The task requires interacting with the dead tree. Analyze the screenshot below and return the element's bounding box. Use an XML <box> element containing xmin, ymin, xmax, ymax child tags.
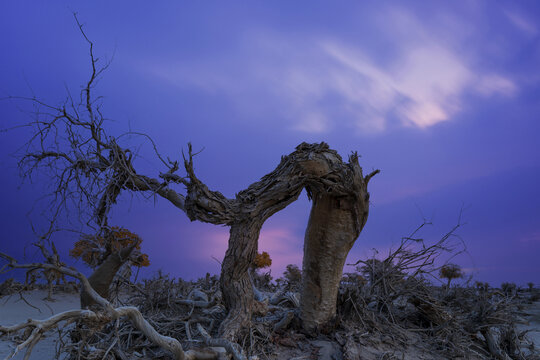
<box><xmin>183</xmin><ymin>143</ymin><xmax>378</xmax><ymax>337</ymax></box>
<box><xmin>5</xmin><ymin>15</ymin><xmax>378</xmax><ymax>340</ymax></box>
<box><xmin>300</xmin><ymin>149</ymin><xmax>377</xmax><ymax>332</ymax></box>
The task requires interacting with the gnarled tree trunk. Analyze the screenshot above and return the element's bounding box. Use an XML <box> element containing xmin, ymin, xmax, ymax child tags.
<box><xmin>300</xmin><ymin>152</ymin><xmax>375</xmax><ymax>332</ymax></box>
<box><xmin>14</xmin><ymin>43</ymin><xmax>378</xmax><ymax>340</ymax></box>
<box><xmin>179</xmin><ymin>143</ymin><xmax>377</xmax><ymax>339</ymax></box>
<box><xmin>218</xmin><ymin>221</ymin><xmax>262</xmax><ymax>339</ymax></box>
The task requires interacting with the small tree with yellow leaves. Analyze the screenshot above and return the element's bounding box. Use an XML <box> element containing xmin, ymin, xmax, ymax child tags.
<box><xmin>254</xmin><ymin>251</ymin><xmax>272</xmax><ymax>270</ymax></box>
<box><xmin>439</xmin><ymin>263</ymin><xmax>463</xmax><ymax>288</ymax></box>
<box><xmin>252</xmin><ymin>251</ymin><xmax>273</xmax><ymax>290</ymax></box>
<box><xmin>70</xmin><ymin>226</ymin><xmax>150</xmax><ymax>269</ymax></box>
<box><xmin>70</xmin><ymin>227</ymin><xmax>150</xmax><ymax>306</ymax></box>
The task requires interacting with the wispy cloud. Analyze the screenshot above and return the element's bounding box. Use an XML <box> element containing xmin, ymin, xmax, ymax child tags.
<box><xmin>475</xmin><ymin>74</ymin><xmax>518</xmax><ymax>97</ymax></box>
<box><xmin>320</xmin><ymin>41</ymin><xmax>472</xmax><ymax>129</ymax></box>
<box><xmin>519</xmin><ymin>231</ymin><xmax>540</xmax><ymax>244</ymax></box>
<box><xmin>505</xmin><ymin>10</ymin><xmax>538</xmax><ymax>36</ymax></box>
<box><xmin>141</xmin><ymin>6</ymin><xmax>518</xmax><ymax>135</ymax></box>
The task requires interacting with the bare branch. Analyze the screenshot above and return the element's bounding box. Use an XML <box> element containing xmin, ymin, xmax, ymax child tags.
<box><xmin>197</xmin><ymin>323</ymin><xmax>246</xmax><ymax>360</ymax></box>
<box><xmin>0</xmin><ymin>253</ymin><xmax>192</xmax><ymax>359</ymax></box>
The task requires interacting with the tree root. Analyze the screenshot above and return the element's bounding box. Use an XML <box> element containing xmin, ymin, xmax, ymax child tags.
<box><xmin>197</xmin><ymin>323</ymin><xmax>246</xmax><ymax>360</ymax></box>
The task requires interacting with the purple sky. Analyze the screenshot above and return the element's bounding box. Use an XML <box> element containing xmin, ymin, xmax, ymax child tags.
<box><xmin>1</xmin><ymin>1</ymin><xmax>539</xmax><ymax>286</ymax></box>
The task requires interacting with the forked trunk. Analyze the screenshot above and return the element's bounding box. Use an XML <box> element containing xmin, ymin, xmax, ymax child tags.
<box><xmin>181</xmin><ymin>143</ymin><xmax>377</xmax><ymax>339</ymax></box>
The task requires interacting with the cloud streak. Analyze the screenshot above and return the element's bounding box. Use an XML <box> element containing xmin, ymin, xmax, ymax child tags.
<box><xmin>141</xmin><ymin>6</ymin><xmax>517</xmax><ymax>135</ymax></box>
<box><xmin>505</xmin><ymin>10</ymin><xmax>538</xmax><ymax>36</ymax></box>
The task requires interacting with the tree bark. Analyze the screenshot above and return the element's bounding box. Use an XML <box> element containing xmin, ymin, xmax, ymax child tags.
<box><xmin>80</xmin><ymin>244</ymin><xmax>136</xmax><ymax>309</ymax></box>
<box><xmin>180</xmin><ymin>142</ymin><xmax>377</xmax><ymax>339</ymax></box>
<box><xmin>300</xmin><ymin>152</ymin><xmax>375</xmax><ymax>332</ymax></box>
<box><xmin>218</xmin><ymin>221</ymin><xmax>262</xmax><ymax>340</ymax></box>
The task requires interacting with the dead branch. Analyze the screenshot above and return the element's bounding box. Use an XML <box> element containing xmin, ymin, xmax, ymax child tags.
<box><xmin>0</xmin><ymin>252</ymin><xmax>220</xmax><ymax>360</ymax></box>
<box><xmin>272</xmin><ymin>311</ymin><xmax>295</xmax><ymax>333</ymax></box>
<box><xmin>197</xmin><ymin>323</ymin><xmax>246</xmax><ymax>360</ymax></box>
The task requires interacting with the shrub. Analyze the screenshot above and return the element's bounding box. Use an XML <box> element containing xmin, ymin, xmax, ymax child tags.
<box><xmin>70</xmin><ymin>226</ymin><xmax>150</xmax><ymax>268</ymax></box>
<box><xmin>439</xmin><ymin>263</ymin><xmax>463</xmax><ymax>288</ymax></box>
<box><xmin>254</xmin><ymin>251</ymin><xmax>272</xmax><ymax>269</ymax></box>
<box><xmin>282</xmin><ymin>264</ymin><xmax>302</xmax><ymax>290</ymax></box>
<box><xmin>501</xmin><ymin>282</ymin><xmax>517</xmax><ymax>296</ymax></box>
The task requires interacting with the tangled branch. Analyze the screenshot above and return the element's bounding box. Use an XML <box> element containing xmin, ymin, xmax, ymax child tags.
<box><xmin>0</xmin><ymin>252</ymin><xmax>241</xmax><ymax>360</ymax></box>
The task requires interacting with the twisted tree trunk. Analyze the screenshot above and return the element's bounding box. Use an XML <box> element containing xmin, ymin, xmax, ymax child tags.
<box><xmin>299</xmin><ymin>152</ymin><xmax>375</xmax><ymax>332</ymax></box>
<box><xmin>218</xmin><ymin>221</ymin><xmax>262</xmax><ymax>339</ymax></box>
<box><xmin>14</xmin><ymin>33</ymin><xmax>378</xmax><ymax>341</ymax></box>
<box><xmin>179</xmin><ymin>143</ymin><xmax>377</xmax><ymax>339</ymax></box>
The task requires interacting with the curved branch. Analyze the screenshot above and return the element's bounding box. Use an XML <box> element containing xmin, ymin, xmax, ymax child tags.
<box><xmin>127</xmin><ymin>174</ymin><xmax>186</xmax><ymax>211</ymax></box>
<box><xmin>182</xmin><ymin>143</ymin><xmax>234</xmax><ymax>224</ymax></box>
<box><xmin>0</xmin><ymin>253</ymin><xmax>195</xmax><ymax>360</ymax></box>
<box><xmin>197</xmin><ymin>323</ymin><xmax>246</xmax><ymax>360</ymax></box>
<box><xmin>1</xmin><ymin>309</ymin><xmax>96</xmax><ymax>360</ymax></box>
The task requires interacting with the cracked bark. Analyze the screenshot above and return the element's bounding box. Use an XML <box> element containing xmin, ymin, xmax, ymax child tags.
<box><xmin>181</xmin><ymin>142</ymin><xmax>377</xmax><ymax>339</ymax></box>
<box><xmin>300</xmin><ymin>152</ymin><xmax>376</xmax><ymax>332</ymax></box>
<box><xmin>80</xmin><ymin>244</ymin><xmax>137</xmax><ymax>309</ymax></box>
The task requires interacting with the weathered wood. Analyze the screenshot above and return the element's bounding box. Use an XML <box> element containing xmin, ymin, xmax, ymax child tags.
<box><xmin>81</xmin><ymin>244</ymin><xmax>136</xmax><ymax>309</ymax></box>
<box><xmin>300</xmin><ymin>150</ymin><xmax>376</xmax><ymax>332</ymax></box>
<box><xmin>181</xmin><ymin>142</ymin><xmax>377</xmax><ymax>337</ymax></box>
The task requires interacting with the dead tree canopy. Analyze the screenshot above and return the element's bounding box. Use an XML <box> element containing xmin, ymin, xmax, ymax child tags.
<box><xmin>11</xmin><ymin>17</ymin><xmax>378</xmax><ymax>340</ymax></box>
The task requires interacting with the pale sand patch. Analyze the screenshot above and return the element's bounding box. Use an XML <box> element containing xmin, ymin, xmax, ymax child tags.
<box><xmin>517</xmin><ymin>299</ymin><xmax>540</xmax><ymax>353</ymax></box>
<box><xmin>0</xmin><ymin>290</ymin><xmax>79</xmax><ymax>360</ymax></box>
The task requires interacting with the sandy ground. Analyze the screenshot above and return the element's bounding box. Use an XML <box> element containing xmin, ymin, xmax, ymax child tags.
<box><xmin>517</xmin><ymin>298</ymin><xmax>540</xmax><ymax>354</ymax></box>
<box><xmin>0</xmin><ymin>290</ymin><xmax>539</xmax><ymax>359</ymax></box>
<box><xmin>0</xmin><ymin>290</ymin><xmax>79</xmax><ymax>360</ymax></box>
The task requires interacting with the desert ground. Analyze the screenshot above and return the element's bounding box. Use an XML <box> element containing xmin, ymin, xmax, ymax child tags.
<box><xmin>1</xmin><ymin>287</ymin><xmax>539</xmax><ymax>359</ymax></box>
<box><xmin>0</xmin><ymin>290</ymin><xmax>79</xmax><ymax>359</ymax></box>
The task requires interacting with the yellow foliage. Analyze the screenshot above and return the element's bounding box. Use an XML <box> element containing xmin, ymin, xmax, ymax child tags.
<box><xmin>439</xmin><ymin>263</ymin><xmax>463</xmax><ymax>281</ymax></box>
<box><xmin>69</xmin><ymin>227</ymin><xmax>150</xmax><ymax>268</ymax></box>
<box><xmin>254</xmin><ymin>251</ymin><xmax>272</xmax><ymax>269</ymax></box>
<box><xmin>133</xmin><ymin>253</ymin><xmax>150</xmax><ymax>268</ymax></box>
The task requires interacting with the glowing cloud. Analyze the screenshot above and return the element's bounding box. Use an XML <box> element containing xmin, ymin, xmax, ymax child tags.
<box><xmin>141</xmin><ymin>6</ymin><xmax>518</xmax><ymax>134</ymax></box>
<box><xmin>258</xmin><ymin>227</ymin><xmax>303</xmax><ymax>277</ymax></box>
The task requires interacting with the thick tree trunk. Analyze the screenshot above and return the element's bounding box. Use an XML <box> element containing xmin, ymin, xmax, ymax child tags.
<box><xmin>80</xmin><ymin>244</ymin><xmax>136</xmax><ymax>309</ymax></box>
<box><xmin>181</xmin><ymin>143</ymin><xmax>377</xmax><ymax>339</ymax></box>
<box><xmin>218</xmin><ymin>221</ymin><xmax>262</xmax><ymax>340</ymax></box>
<box><xmin>301</xmin><ymin>194</ymin><xmax>362</xmax><ymax>332</ymax></box>
<box><xmin>300</xmin><ymin>152</ymin><xmax>374</xmax><ymax>332</ymax></box>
